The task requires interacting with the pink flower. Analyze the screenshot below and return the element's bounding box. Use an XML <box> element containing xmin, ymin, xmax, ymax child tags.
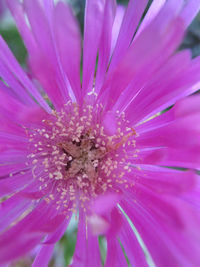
<box><xmin>1</xmin><ymin>0</ymin><xmax>200</xmax><ymax>266</ymax></box>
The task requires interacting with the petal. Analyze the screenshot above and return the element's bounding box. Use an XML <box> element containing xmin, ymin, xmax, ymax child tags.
<box><xmin>82</xmin><ymin>0</ymin><xmax>105</xmax><ymax>95</ymax></box>
<box><xmin>110</xmin><ymin>4</ymin><xmax>125</xmax><ymax>57</ymax></box>
<box><xmin>136</xmin><ymin>0</ymin><xmax>166</xmax><ymax>37</ymax></box>
<box><xmin>118</xmin><ymin>214</ymin><xmax>149</xmax><ymax>267</ymax></box>
<box><xmin>98</xmin><ymin>4</ymin><xmax>184</xmax><ymax>111</ymax></box>
<box><xmin>0</xmin><ymin>200</ymin><xmax>64</xmax><ymax>263</ymax></box>
<box><xmin>32</xmin><ymin>244</ymin><xmax>55</xmax><ymax>267</ymax></box>
<box><xmin>0</xmin><ymin>170</ymin><xmax>33</xmax><ymax>198</ymax></box>
<box><xmin>0</xmin><ymin>36</ymin><xmax>50</xmax><ymax>112</ymax></box>
<box><xmin>44</xmin><ymin>217</ymin><xmax>71</xmax><ymax>244</ymax></box>
<box><xmin>95</xmin><ymin>0</ymin><xmax>116</xmax><ymax>93</ymax></box>
<box><xmin>109</xmin><ymin>0</ymin><xmax>148</xmax><ymax>72</ymax></box>
<box><xmin>121</xmin><ymin>197</ymin><xmax>200</xmax><ymax>267</ymax></box>
<box><xmin>180</xmin><ymin>0</ymin><xmax>200</xmax><ymax>27</ymax></box>
<box><xmin>0</xmin><ymin>194</ymin><xmax>32</xmax><ymax>232</ymax></box>
<box><xmin>53</xmin><ymin>2</ymin><xmax>82</xmax><ymax>102</ymax></box>
<box><xmin>104</xmin><ymin>238</ymin><xmax>128</xmax><ymax>267</ymax></box>
<box><xmin>7</xmin><ymin>0</ymin><xmax>72</xmax><ymax>109</ymax></box>
<box><xmin>71</xmin><ymin>209</ymin><xmax>101</xmax><ymax>267</ymax></box>
<box><xmin>125</xmin><ymin>54</ymin><xmax>200</xmax><ymax>125</ymax></box>
<box><xmin>137</xmin><ymin>0</ymin><xmax>200</xmax><ymax>37</ymax></box>
<box><xmin>125</xmin><ymin>166</ymin><xmax>196</xmax><ymax>195</ymax></box>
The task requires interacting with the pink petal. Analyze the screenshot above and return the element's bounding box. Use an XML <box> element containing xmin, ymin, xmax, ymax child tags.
<box><xmin>0</xmin><ymin>201</ymin><xmax>64</xmax><ymax>263</ymax></box>
<box><xmin>82</xmin><ymin>0</ymin><xmax>105</xmax><ymax>95</ymax></box>
<box><xmin>119</xmin><ymin>214</ymin><xmax>148</xmax><ymax>267</ymax></box>
<box><xmin>174</xmin><ymin>94</ymin><xmax>200</xmax><ymax>117</ymax></box>
<box><xmin>136</xmin><ymin>0</ymin><xmax>166</xmax><ymax>37</ymax></box>
<box><xmin>91</xmin><ymin>193</ymin><xmax>121</xmax><ymax>215</ymax></box>
<box><xmin>105</xmin><ymin>238</ymin><xmax>128</xmax><ymax>267</ymax></box>
<box><xmin>180</xmin><ymin>0</ymin><xmax>200</xmax><ymax>27</ymax></box>
<box><xmin>121</xmin><ymin>198</ymin><xmax>200</xmax><ymax>267</ymax></box>
<box><xmin>125</xmin><ymin>53</ymin><xmax>200</xmax><ymax>125</ymax></box>
<box><xmin>109</xmin><ymin>0</ymin><xmax>148</xmax><ymax>72</ymax></box>
<box><xmin>44</xmin><ymin>217</ymin><xmax>71</xmax><ymax>244</ymax></box>
<box><xmin>95</xmin><ymin>0</ymin><xmax>116</xmax><ymax>92</ymax></box>
<box><xmin>32</xmin><ymin>244</ymin><xmax>55</xmax><ymax>267</ymax></box>
<box><xmin>0</xmin><ymin>170</ymin><xmax>33</xmax><ymax>198</ymax></box>
<box><xmin>126</xmin><ymin>166</ymin><xmax>196</xmax><ymax>195</ymax></box>
<box><xmin>110</xmin><ymin>5</ymin><xmax>125</xmax><ymax>56</ymax></box>
<box><xmin>53</xmin><ymin>2</ymin><xmax>82</xmax><ymax>102</ymax></box>
<box><xmin>99</xmin><ymin>5</ymin><xmax>184</xmax><ymax>111</ymax></box>
<box><xmin>71</xmin><ymin>209</ymin><xmax>101</xmax><ymax>267</ymax></box>
<box><xmin>0</xmin><ymin>194</ymin><xmax>31</xmax><ymax>232</ymax></box>
<box><xmin>0</xmin><ymin>36</ymin><xmax>50</xmax><ymax>112</ymax></box>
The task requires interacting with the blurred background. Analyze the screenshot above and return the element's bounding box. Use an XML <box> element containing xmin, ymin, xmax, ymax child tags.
<box><xmin>0</xmin><ymin>0</ymin><xmax>200</xmax><ymax>266</ymax></box>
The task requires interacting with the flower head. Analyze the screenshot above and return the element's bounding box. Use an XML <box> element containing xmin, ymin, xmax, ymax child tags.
<box><xmin>1</xmin><ymin>0</ymin><xmax>200</xmax><ymax>266</ymax></box>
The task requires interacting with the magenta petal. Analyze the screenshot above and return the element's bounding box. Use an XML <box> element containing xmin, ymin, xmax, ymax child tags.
<box><xmin>99</xmin><ymin>5</ymin><xmax>184</xmax><ymax>111</ymax></box>
<box><xmin>91</xmin><ymin>193</ymin><xmax>121</xmax><ymax>215</ymax></box>
<box><xmin>10</xmin><ymin>0</ymin><xmax>72</xmax><ymax>109</ymax></box>
<box><xmin>0</xmin><ymin>171</ymin><xmax>33</xmax><ymax>198</ymax></box>
<box><xmin>0</xmin><ymin>201</ymin><xmax>64</xmax><ymax>263</ymax></box>
<box><xmin>32</xmin><ymin>244</ymin><xmax>55</xmax><ymax>267</ymax></box>
<box><xmin>174</xmin><ymin>94</ymin><xmax>200</xmax><ymax>117</ymax></box>
<box><xmin>127</xmin><ymin>166</ymin><xmax>197</xmax><ymax>195</ymax></box>
<box><xmin>110</xmin><ymin>5</ymin><xmax>125</xmax><ymax>56</ymax></box>
<box><xmin>82</xmin><ymin>0</ymin><xmax>105</xmax><ymax>95</ymax></box>
<box><xmin>136</xmin><ymin>0</ymin><xmax>166</xmax><ymax>37</ymax></box>
<box><xmin>102</xmin><ymin>111</ymin><xmax>117</xmax><ymax>135</ymax></box>
<box><xmin>180</xmin><ymin>0</ymin><xmax>200</xmax><ymax>26</ymax></box>
<box><xmin>125</xmin><ymin>54</ymin><xmax>200</xmax><ymax>125</ymax></box>
<box><xmin>43</xmin><ymin>217</ymin><xmax>70</xmax><ymax>244</ymax></box>
<box><xmin>0</xmin><ymin>36</ymin><xmax>50</xmax><ymax>112</ymax></box>
<box><xmin>95</xmin><ymin>0</ymin><xmax>116</xmax><ymax>92</ymax></box>
<box><xmin>119</xmin><ymin>215</ymin><xmax>148</xmax><ymax>267</ymax></box>
<box><xmin>0</xmin><ymin>194</ymin><xmax>31</xmax><ymax>232</ymax></box>
<box><xmin>121</xmin><ymin>198</ymin><xmax>200</xmax><ymax>267</ymax></box>
<box><xmin>71</xmin><ymin>209</ymin><xmax>101</xmax><ymax>267</ymax></box>
<box><xmin>109</xmin><ymin>0</ymin><xmax>148</xmax><ymax>71</ymax></box>
<box><xmin>105</xmin><ymin>238</ymin><xmax>128</xmax><ymax>267</ymax></box>
<box><xmin>70</xmin><ymin>210</ymin><xmax>87</xmax><ymax>266</ymax></box>
<box><xmin>53</xmin><ymin>2</ymin><xmax>82</xmax><ymax>102</ymax></box>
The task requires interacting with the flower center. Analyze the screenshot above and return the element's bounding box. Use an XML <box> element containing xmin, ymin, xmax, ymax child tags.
<box><xmin>26</xmin><ymin>102</ymin><xmax>137</xmax><ymax>210</ymax></box>
<box><xmin>60</xmin><ymin>133</ymin><xmax>106</xmax><ymax>179</ymax></box>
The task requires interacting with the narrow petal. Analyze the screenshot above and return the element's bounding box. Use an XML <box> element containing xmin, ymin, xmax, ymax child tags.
<box><xmin>7</xmin><ymin>0</ymin><xmax>74</xmax><ymax>109</ymax></box>
<box><xmin>121</xmin><ymin>197</ymin><xmax>200</xmax><ymax>267</ymax></box>
<box><xmin>110</xmin><ymin>4</ymin><xmax>125</xmax><ymax>56</ymax></box>
<box><xmin>0</xmin><ymin>36</ymin><xmax>50</xmax><ymax>112</ymax></box>
<box><xmin>0</xmin><ymin>194</ymin><xmax>31</xmax><ymax>232</ymax></box>
<box><xmin>0</xmin><ymin>201</ymin><xmax>65</xmax><ymax>263</ymax></box>
<box><xmin>109</xmin><ymin>0</ymin><xmax>148</xmax><ymax>72</ymax></box>
<box><xmin>136</xmin><ymin>0</ymin><xmax>166</xmax><ymax>37</ymax></box>
<box><xmin>53</xmin><ymin>2</ymin><xmax>82</xmax><ymax>102</ymax></box>
<box><xmin>82</xmin><ymin>0</ymin><xmax>105</xmax><ymax>95</ymax></box>
<box><xmin>180</xmin><ymin>0</ymin><xmax>200</xmax><ymax>27</ymax></box>
<box><xmin>71</xmin><ymin>209</ymin><xmax>101</xmax><ymax>267</ymax></box>
<box><xmin>0</xmin><ymin>170</ymin><xmax>33</xmax><ymax>198</ymax></box>
<box><xmin>95</xmin><ymin>0</ymin><xmax>116</xmax><ymax>92</ymax></box>
<box><xmin>98</xmin><ymin>3</ymin><xmax>184</xmax><ymax>111</ymax></box>
<box><xmin>119</xmin><ymin>214</ymin><xmax>149</xmax><ymax>267</ymax></box>
<box><xmin>104</xmin><ymin>238</ymin><xmax>128</xmax><ymax>267</ymax></box>
<box><xmin>32</xmin><ymin>244</ymin><xmax>55</xmax><ymax>267</ymax></box>
<box><xmin>125</xmin><ymin>54</ymin><xmax>200</xmax><ymax>125</ymax></box>
<box><xmin>23</xmin><ymin>0</ymin><xmax>71</xmax><ymax>109</ymax></box>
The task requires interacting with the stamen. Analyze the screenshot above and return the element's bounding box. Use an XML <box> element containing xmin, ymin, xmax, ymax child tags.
<box><xmin>25</xmin><ymin>102</ymin><xmax>137</xmax><ymax>212</ymax></box>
